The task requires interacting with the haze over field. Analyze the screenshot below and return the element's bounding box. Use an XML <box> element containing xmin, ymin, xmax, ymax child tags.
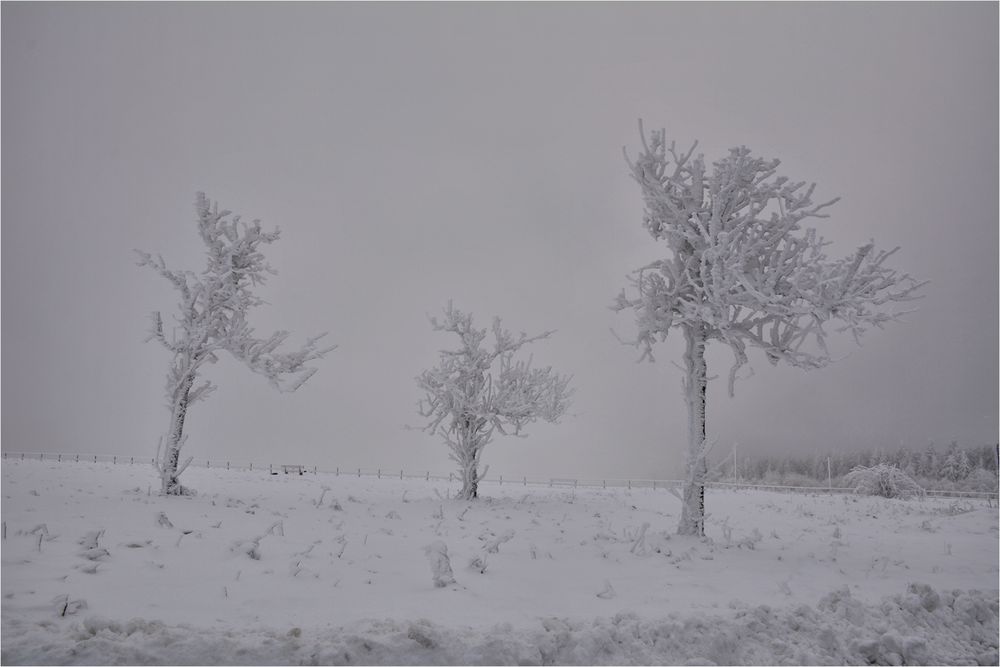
<box><xmin>2</xmin><ymin>3</ymin><xmax>997</xmax><ymax>480</ymax></box>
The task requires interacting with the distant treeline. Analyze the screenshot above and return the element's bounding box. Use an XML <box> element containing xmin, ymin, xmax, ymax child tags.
<box><xmin>715</xmin><ymin>442</ymin><xmax>999</xmax><ymax>492</ymax></box>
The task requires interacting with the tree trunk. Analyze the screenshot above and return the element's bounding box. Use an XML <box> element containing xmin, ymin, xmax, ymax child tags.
<box><xmin>456</xmin><ymin>418</ymin><xmax>480</xmax><ymax>501</ymax></box>
<box><xmin>457</xmin><ymin>454</ymin><xmax>479</xmax><ymax>500</ymax></box>
<box><xmin>678</xmin><ymin>324</ymin><xmax>708</xmax><ymax>536</ymax></box>
<box><xmin>161</xmin><ymin>371</ymin><xmax>194</xmax><ymax>495</ymax></box>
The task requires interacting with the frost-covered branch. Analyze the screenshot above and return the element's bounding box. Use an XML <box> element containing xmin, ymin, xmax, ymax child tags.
<box><xmin>616</xmin><ymin>126</ymin><xmax>924</xmax><ymax>394</ymax></box>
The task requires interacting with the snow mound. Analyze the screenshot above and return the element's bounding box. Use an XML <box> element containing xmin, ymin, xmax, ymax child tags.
<box><xmin>3</xmin><ymin>584</ymin><xmax>996</xmax><ymax>665</ymax></box>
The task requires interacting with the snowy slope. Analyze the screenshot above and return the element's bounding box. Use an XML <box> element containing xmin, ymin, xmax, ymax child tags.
<box><xmin>2</xmin><ymin>460</ymin><xmax>997</xmax><ymax>665</ymax></box>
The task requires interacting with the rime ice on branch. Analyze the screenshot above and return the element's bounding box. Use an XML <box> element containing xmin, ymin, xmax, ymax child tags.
<box><xmin>613</xmin><ymin>122</ymin><xmax>924</xmax><ymax>536</ymax></box>
<box><xmin>137</xmin><ymin>193</ymin><xmax>335</xmax><ymax>495</ymax></box>
<box><xmin>416</xmin><ymin>302</ymin><xmax>573</xmax><ymax>500</ymax></box>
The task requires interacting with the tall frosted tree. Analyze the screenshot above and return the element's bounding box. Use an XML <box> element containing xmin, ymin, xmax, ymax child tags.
<box><xmin>614</xmin><ymin>123</ymin><xmax>924</xmax><ymax>536</ymax></box>
<box><xmin>138</xmin><ymin>193</ymin><xmax>334</xmax><ymax>495</ymax></box>
<box><xmin>417</xmin><ymin>302</ymin><xmax>573</xmax><ymax>500</ymax></box>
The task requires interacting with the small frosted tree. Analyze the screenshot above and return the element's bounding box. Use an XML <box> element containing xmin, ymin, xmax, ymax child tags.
<box><xmin>138</xmin><ymin>193</ymin><xmax>334</xmax><ymax>495</ymax></box>
<box><xmin>417</xmin><ymin>302</ymin><xmax>573</xmax><ymax>500</ymax></box>
<box><xmin>614</xmin><ymin>122</ymin><xmax>924</xmax><ymax>536</ymax></box>
<box><xmin>844</xmin><ymin>464</ymin><xmax>924</xmax><ymax>499</ymax></box>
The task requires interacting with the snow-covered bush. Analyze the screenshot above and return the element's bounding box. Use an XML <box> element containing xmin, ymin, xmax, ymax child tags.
<box><xmin>614</xmin><ymin>122</ymin><xmax>923</xmax><ymax>535</ymax></box>
<box><xmin>843</xmin><ymin>464</ymin><xmax>925</xmax><ymax>499</ymax></box>
<box><xmin>137</xmin><ymin>193</ymin><xmax>334</xmax><ymax>495</ymax></box>
<box><xmin>423</xmin><ymin>541</ymin><xmax>456</xmax><ymax>588</ymax></box>
<box><xmin>416</xmin><ymin>302</ymin><xmax>573</xmax><ymax>500</ymax></box>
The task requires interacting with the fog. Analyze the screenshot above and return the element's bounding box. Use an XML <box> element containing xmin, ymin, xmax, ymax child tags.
<box><xmin>2</xmin><ymin>3</ymin><xmax>996</xmax><ymax>479</ymax></box>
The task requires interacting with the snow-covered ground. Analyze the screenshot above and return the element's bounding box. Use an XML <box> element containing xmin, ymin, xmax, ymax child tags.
<box><xmin>2</xmin><ymin>459</ymin><xmax>997</xmax><ymax>665</ymax></box>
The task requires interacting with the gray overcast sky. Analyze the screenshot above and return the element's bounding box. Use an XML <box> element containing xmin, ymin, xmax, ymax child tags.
<box><xmin>2</xmin><ymin>2</ymin><xmax>997</xmax><ymax>479</ymax></box>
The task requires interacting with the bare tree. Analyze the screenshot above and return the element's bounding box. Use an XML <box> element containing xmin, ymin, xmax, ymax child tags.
<box><xmin>138</xmin><ymin>193</ymin><xmax>334</xmax><ymax>495</ymax></box>
<box><xmin>614</xmin><ymin>122</ymin><xmax>924</xmax><ymax>536</ymax></box>
<box><xmin>417</xmin><ymin>302</ymin><xmax>573</xmax><ymax>500</ymax></box>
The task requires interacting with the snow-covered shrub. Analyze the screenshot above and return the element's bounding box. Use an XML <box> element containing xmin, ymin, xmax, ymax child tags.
<box><xmin>423</xmin><ymin>541</ymin><xmax>455</xmax><ymax>588</ymax></box>
<box><xmin>843</xmin><ymin>464</ymin><xmax>924</xmax><ymax>499</ymax></box>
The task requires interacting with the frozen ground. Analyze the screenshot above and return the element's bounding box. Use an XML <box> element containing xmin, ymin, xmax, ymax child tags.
<box><xmin>2</xmin><ymin>459</ymin><xmax>997</xmax><ymax>665</ymax></box>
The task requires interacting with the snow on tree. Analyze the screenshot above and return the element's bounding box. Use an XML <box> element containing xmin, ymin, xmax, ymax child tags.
<box><xmin>416</xmin><ymin>302</ymin><xmax>573</xmax><ymax>501</ymax></box>
<box><xmin>922</xmin><ymin>443</ymin><xmax>939</xmax><ymax>481</ymax></box>
<box><xmin>940</xmin><ymin>441</ymin><xmax>972</xmax><ymax>482</ymax></box>
<box><xmin>614</xmin><ymin>122</ymin><xmax>925</xmax><ymax>536</ymax></box>
<box><xmin>843</xmin><ymin>464</ymin><xmax>925</xmax><ymax>499</ymax></box>
<box><xmin>137</xmin><ymin>193</ymin><xmax>335</xmax><ymax>495</ymax></box>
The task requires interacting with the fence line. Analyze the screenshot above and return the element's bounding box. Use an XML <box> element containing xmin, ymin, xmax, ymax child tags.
<box><xmin>2</xmin><ymin>450</ymin><xmax>996</xmax><ymax>500</ymax></box>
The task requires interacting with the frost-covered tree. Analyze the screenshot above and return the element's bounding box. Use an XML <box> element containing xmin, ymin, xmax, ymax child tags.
<box><xmin>922</xmin><ymin>443</ymin><xmax>940</xmax><ymax>481</ymax></box>
<box><xmin>940</xmin><ymin>441</ymin><xmax>972</xmax><ymax>482</ymax></box>
<box><xmin>614</xmin><ymin>122</ymin><xmax>924</xmax><ymax>536</ymax></box>
<box><xmin>138</xmin><ymin>193</ymin><xmax>334</xmax><ymax>495</ymax></box>
<box><xmin>416</xmin><ymin>302</ymin><xmax>573</xmax><ymax>500</ymax></box>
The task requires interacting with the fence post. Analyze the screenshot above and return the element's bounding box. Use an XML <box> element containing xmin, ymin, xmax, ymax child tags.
<box><xmin>41</xmin><ymin>453</ymin><xmax>44</xmax><ymax>461</ymax></box>
<box><xmin>426</xmin><ymin>471</ymin><xmax>429</xmax><ymax>481</ymax></box>
<box><xmin>207</xmin><ymin>461</ymin><xmax>210</xmax><ymax>469</ymax></box>
<box><xmin>227</xmin><ymin>461</ymin><xmax>230</xmax><ymax>470</ymax></box>
<box><xmin>603</xmin><ymin>480</ymin><xmax>606</xmax><ymax>489</ymax></box>
<box><xmin>499</xmin><ymin>475</ymin><xmax>503</xmax><ymax>486</ymax></box>
<box><xmin>378</xmin><ymin>468</ymin><xmax>381</xmax><ymax>479</ymax></box>
<box><xmin>249</xmin><ymin>462</ymin><xmax>253</xmax><ymax>471</ymax></box>
<box><xmin>523</xmin><ymin>476</ymin><xmax>526</xmax><ymax>486</ymax></box>
<box><xmin>21</xmin><ymin>453</ymin><xmax>25</xmax><ymax>461</ymax></box>
<box><xmin>94</xmin><ymin>456</ymin><xmax>97</xmax><ymax>463</ymax></box>
<box><xmin>400</xmin><ymin>469</ymin><xmax>403</xmax><ymax>480</ymax></box>
<box><xmin>313</xmin><ymin>467</ymin><xmax>317</xmax><ymax>474</ymax></box>
<box><xmin>574</xmin><ymin>480</ymin><xmax>578</xmax><ymax>489</ymax></box>
<box><xmin>628</xmin><ymin>480</ymin><xmax>631</xmax><ymax>490</ymax></box>
<box><xmin>113</xmin><ymin>456</ymin><xmax>116</xmax><ymax>464</ymax></box>
<box><xmin>335</xmin><ymin>467</ymin><xmax>339</xmax><ymax>477</ymax></box>
<box><xmin>58</xmin><ymin>454</ymin><xmax>61</xmax><ymax>462</ymax></box>
<box><xmin>358</xmin><ymin>468</ymin><xmax>361</xmax><ymax>478</ymax></box>
<box><xmin>130</xmin><ymin>457</ymin><xmax>134</xmax><ymax>465</ymax></box>
<box><xmin>549</xmin><ymin>479</ymin><xmax>553</xmax><ymax>488</ymax></box>
<box><xmin>269</xmin><ymin>464</ymin><xmax>272</xmax><ymax>474</ymax></box>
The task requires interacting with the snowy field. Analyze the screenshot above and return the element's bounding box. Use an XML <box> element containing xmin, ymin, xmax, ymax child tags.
<box><xmin>2</xmin><ymin>459</ymin><xmax>997</xmax><ymax>665</ymax></box>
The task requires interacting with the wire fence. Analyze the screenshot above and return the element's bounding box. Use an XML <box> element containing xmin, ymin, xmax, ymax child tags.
<box><xmin>2</xmin><ymin>450</ymin><xmax>996</xmax><ymax>501</ymax></box>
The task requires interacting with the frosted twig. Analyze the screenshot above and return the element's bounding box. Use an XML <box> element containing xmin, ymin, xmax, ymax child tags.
<box><xmin>629</xmin><ymin>522</ymin><xmax>650</xmax><ymax>555</ymax></box>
